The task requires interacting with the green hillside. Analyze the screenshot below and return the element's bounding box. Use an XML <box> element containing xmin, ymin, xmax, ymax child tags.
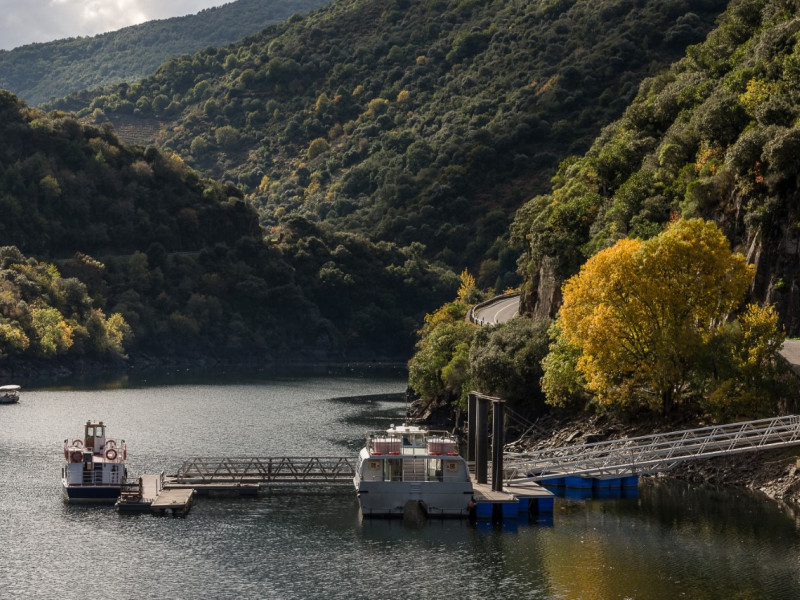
<box><xmin>0</xmin><ymin>91</ymin><xmax>454</xmax><ymax>365</ymax></box>
<box><xmin>0</xmin><ymin>0</ymin><xmax>329</xmax><ymax>106</ymax></box>
<box><xmin>513</xmin><ymin>0</ymin><xmax>800</xmax><ymax>335</ymax></box>
<box><xmin>49</xmin><ymin>0</ymin><xmax>728</xmax><ymax>291</ymax></box>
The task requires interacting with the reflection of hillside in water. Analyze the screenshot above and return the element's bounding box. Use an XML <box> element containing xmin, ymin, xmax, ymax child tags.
<box><xmin>536</xmin><ymin>478</ymin><xmax>800</xmax><ymax>600</ymax></box>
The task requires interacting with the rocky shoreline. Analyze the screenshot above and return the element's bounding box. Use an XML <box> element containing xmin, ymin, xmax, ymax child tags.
<box><xmin>408</xmin><ymin>398</ymin><xmax>800</xmax><ymax>506</ymax></box>
<box><xmin>504</xmin><ymin>412</ymin><xmax>800</xmax><ymax>506</ymax></box>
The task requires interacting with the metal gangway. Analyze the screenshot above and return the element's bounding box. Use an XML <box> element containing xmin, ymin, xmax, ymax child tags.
<box><xmin>174</xmin><ymin>456</ymin><xmax>358</xmax><ymax>485</ymax></box>
<box><xmin>503</xmin><ymin>415</ymin><xmax>800</xmax><ymax>482</ymax></box>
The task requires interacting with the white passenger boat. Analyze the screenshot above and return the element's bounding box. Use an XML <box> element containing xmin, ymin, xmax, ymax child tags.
<box><xmin>353</xmin><ymin>424</ymin><xmax>473</xmax><ymax>517</ymax></box>
<box><xmin>0</xmin><ymin>384</ymin><xmax>20</xmax><ymax>404</ymax></box>
<box><xmin>62</xmin><ymin>421</ymin><xmax>127</xmax><ymax>502</ymax></box>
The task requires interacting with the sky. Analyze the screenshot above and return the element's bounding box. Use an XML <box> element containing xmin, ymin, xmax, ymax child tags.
<box><xmin>0</xmin><ymin>1</ymin><xmax>231</xmax><ymax>51</ymax></box>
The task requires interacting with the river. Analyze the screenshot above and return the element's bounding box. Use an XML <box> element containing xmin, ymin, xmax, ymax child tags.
<box><xmin>1</xmin><ymin>369</ymin><xmax>799</xmax><ymax>599</ymax></box>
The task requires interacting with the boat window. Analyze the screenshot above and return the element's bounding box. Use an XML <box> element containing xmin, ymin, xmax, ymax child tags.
<box><xmin>427</xmin><ymin>459</ymin><xmax>443</xmax><ymax>482</ymax></box>
<box><xmin>384</xmin><ymin>459</ymin><xmax>402</xmax><ymax>482</ymax></box>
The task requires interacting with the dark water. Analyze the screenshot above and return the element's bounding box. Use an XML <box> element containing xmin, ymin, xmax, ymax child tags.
<box><xmin>1</xmin><ymin>372</ymin><xmax>799</xmax><ymax>599</ymax></box>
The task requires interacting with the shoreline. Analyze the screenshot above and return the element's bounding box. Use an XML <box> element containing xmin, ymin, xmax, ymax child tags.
<box><xmin>504</xmin><ymin>412</ymin><xmax>800</xmax><ymax>506</ymax></box>
<box><xmin>0</xmin><ymin>352</ymin><xmax>410</xmax><ymax>387</ymax></box>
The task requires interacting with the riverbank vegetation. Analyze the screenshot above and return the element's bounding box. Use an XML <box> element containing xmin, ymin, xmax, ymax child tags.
<box><xmin>409</xmin><ymin>219</ymin><xmax>795</xmax><ymax>423</ymax></box>
<box><xmin>543</xmin><ymin>219</ymin><xmax>790</xmax><ymax>420</ymax></box>
<box><xmin>0</xmin><ymin>247</ymin><xmax>129</xmax><ymax>361</ymax></box>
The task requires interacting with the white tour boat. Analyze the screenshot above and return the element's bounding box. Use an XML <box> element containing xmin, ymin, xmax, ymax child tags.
<box><xmin>62</xmin><ymin>421</ymin><xmax>127</xmax><ymax>502</ymax></box>
<box><xmin>353</xmin><ymin>423</ymin><xmax>473</xmax><ymax>517</ymax></box>
<box><xmin>0</xmin><ymin>384</ymin><xmax>20</xmax><ymax>404</ymax></box>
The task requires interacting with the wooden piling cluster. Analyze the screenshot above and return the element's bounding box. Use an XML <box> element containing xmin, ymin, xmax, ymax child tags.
<box><xmin>467</xmin><ymin>392</ymin><xmax>554</xmax><ymax>520</ymax></box>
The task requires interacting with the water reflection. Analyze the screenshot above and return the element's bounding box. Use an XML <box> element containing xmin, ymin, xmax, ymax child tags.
<box><xmin>3</xmin><ymin>375</ymin><xmax>800</xmax><ymax>599</ymax></box>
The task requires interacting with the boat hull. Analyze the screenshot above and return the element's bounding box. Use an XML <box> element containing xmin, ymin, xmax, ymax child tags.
<box><xmin>356</xmin><ymin>481</ymin><xmax>473</xmax><ymax>517</ymax></box>
<box><xmin>62</xmin><ymin>483</ymin><xmax>122</xmax><ymax>503</ymax></box>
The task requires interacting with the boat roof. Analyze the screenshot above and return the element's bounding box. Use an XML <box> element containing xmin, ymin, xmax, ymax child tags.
<box><xmin>386</xmin><ymin>423</ymin><xmax>426</xmax><ymax>434</ymax></box>
<box><xmin>0</xmin><ymin>385</ymin><xmax>21</xmax><ymax>391</ymax></box>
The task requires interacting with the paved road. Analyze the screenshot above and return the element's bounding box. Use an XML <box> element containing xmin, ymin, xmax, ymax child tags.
<box><xmin>779</xmin><ymin>339</ymin><xmax>800</xmax><ymax>376</ymax></box>
<box><xmin>473</xmin><ymin>294</ymin><xmax>520</xmax><ymax>325</ymax></box>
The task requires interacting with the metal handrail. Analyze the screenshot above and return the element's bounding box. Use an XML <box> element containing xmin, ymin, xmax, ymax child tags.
<box><xmin>174</xmin><ymin>456</ymin><xmax>359</xmax><ymax>484</ymax></box>
<box><xmin>504</xmin><ymin>415</ymin><xmax>800</xmax><ymax>481</ymax></box>
<box><xmin>468</xmin><ymin>291</ymin><xmax>520</xmax><ymax>325</ymax></box>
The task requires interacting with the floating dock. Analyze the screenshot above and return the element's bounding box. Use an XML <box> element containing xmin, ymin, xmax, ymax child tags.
<box><xmin>116</xmin><ymin>473</ymin><xmax>195</xmax><ymax>517</ymax></box>
<box><xmin>471</xmin><ymin>479</ymin><xmax>555</xmax><ymax>520</ymax></box>
<box><xmin>151</xmin><ymin>488</ymin><xmax>195</xmax><ymax>516</ymax></box>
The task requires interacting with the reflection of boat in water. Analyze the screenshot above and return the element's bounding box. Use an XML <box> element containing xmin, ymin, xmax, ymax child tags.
<box><xmin>353</xmin><ymin>424</ymin><xmax>473</xmax><ymax>517</ymax></box>
<box><xmin>0</xmin><ymin>384</ymin><xmax>20</xmax><ymax>404</ymax></box>
<box><xmin>62</xmin><ymin>421</ymin><xmax>127</xmax><ymax>502</ymax></box>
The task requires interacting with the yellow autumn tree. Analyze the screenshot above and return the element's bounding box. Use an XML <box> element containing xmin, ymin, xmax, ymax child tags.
<box><xmin>550</xmin><ymin>218</ymin><xmax>766</xmax><ymax>415</ymax></box>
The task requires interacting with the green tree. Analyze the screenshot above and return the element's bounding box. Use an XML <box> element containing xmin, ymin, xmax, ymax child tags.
<box><xmin>31</xmin><ymin>306</ymin><xmax>73</xmax><ymax>356</ymax></box>
<box><xmin>470</xmin><ymin>316</ymin><xmax>552</xmax><ymax>409</ymax></box>
<box><xmin>307</xmin><ymin>137</ymin><xmax>330</xmax><ymax>160</ymax></box>
<box><xmin>408</xmin><ymin>320</ymin><xmax>475</xmax><ymax>406</ymax></box>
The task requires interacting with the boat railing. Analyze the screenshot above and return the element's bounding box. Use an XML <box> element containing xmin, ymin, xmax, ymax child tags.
<box><xmin>364</xmin><ymin>430</ymin><xmax>460</xmax><ymax>455</ymax></box>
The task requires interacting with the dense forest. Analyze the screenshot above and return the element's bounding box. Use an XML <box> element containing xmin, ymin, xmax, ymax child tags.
<box><xmin>48</xmin><ymin>0</ymin><xmax>729</xmax><ymax>291</ymax></box>
<box><xmin>0</xmin><ymin>0</ymin><xmax>328</xmax><ymax>106</ymax></box>
<box><xmin>0</xmin><ymin>91</ymin><xmax>455</xmax><ymax>365</ymax></box>
<box><xmin>408</xmin><ymin>0</ymin><xmax>800</xmax><ymax>419</ymax></box>
<box><xmin>514</xmin><ymin>0</ymin><xmax>800</xmax><ymax>333</ymax></box>
<box><xmin>6</xmin><ymin>0</ymin><xmax>800</xmax><ymax>417</ymax></box>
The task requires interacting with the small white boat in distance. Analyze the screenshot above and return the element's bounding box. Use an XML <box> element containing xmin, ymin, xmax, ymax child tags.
<box><xmin>62</xmin><ymin>421</ymin><xmax>127</xmax><ymax>502</ymax></box>
<box><xmin>354</xmin><ymin>423</ymin><xmax>473</xmax><ymax>517</ymax></box>
<box><xmin>0</xmin><ymin>384</ymin><xmax>20</xmax><ymax>404</ymax></box>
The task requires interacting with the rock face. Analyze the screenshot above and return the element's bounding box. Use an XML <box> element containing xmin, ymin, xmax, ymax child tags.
<box><xmin>747</xmin><ymin>221</ymin><xmax>800</xmax><ymax>336</ymax></box>
<box><xmin>523</xmin><ymin>216</ymin><xmax>800</xmax><ymax>335</ymax></box>
<box><xmin>521</xmin><ymin>255</ymin><xmax>562</xmax><ymax>320</ymax></box>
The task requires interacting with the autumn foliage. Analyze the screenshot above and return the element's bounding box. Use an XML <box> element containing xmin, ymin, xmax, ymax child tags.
<box><xmin>544</xmin><ymin>219</ymin><xmax>787</xmax><ymax>417</ymax></box>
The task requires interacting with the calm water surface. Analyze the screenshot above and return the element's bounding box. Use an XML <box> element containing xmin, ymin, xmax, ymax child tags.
<box><xmin>1</xmin><ymin>371</ymin><xmax>799</xmax><ymax>599</ymax></box>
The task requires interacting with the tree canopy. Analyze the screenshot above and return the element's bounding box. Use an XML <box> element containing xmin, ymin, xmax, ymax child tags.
<box><xmin>0</xmin><ymin>90</ymin><xmax>456</xmax><ymax>365</ymax></box>
<box><xmin>514</xmin><ymin>0</ymin><xmax>800</xmax><ymax>338</ymax></box>
<box><xmin>49</xmin><ymin>0</ymin><xmax>727</xmax><ymax>291</ymax></box>
<box><xmin>544</xmin><ymin>218</ymin><xmax>787</xmax><ymax>417</ymax></box>
<box><xmin>0</xmin><ymin>0</ymin><xmax>328</xmax><ymax>105</ymax></box>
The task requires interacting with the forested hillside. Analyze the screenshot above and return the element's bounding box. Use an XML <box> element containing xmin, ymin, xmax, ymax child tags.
<box><xmin>49</xmin><ymin>0</ymin><xmax>728</xmax><ymax>291</ymax></box>
<box><xmin>0</xmin><ymin>0</ymin><xmax>329</xmax><ymax>106</ymax></box>
<box><xmin>513</xmin><ymin>0</ymin><xmax>800</xmax><ymax>335</ymax></box>
<box><xmin>0</xmin><ymin>91</ymin><xmax>454</xmax><ymax>365</ymax></box>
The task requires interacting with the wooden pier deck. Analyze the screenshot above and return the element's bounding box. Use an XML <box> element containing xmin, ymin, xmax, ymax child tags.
<box><xmin>151</xmin><ymin>488</ymin><xmax>195</xmax><ymax>516</ymax></box>
<box><xmin>471</xmin><ymin>482</ymin><xmax>517</xmax><ymax>503</ymax></box>
<box><xmin>116</xmin><ymin>472</ymin><xmax>195</xmax><ymax>516</ymax></box>
<box><xmin>472</xmin><ymin>479</ymin><xmax>555</xmax><ymax>502</ymax></box>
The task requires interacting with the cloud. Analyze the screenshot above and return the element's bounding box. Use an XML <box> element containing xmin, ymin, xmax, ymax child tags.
<box><xmin>0</xmin><ymin>0</ymin><xmax>227</xmax><ymax>51</ymax></box>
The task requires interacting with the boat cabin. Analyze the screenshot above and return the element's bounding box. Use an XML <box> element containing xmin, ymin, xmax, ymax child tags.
<box><xmin>62</xmin><ymin>421</ymin><xmax>127</xmax><ymax>502</ymax></box>
<box><xmin>0</xmin><ymin>384</ymin><xmax>20</xmax><ymax>404</ymax></box>
<box><xmin>358</xmin><ymin>424</ymin><xmax>467</xmax><ymax>483</ymax></box>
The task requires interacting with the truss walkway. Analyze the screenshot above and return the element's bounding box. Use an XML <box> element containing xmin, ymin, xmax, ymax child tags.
<box><xmin>174</xmin><ymin>456</ymin><xmax>357</xmax><ymax>485</ymax></box>
<box><xmin>503</xmin><ymin>415</ymin><xmax>800</xmax><ymax>482</ymax></box>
